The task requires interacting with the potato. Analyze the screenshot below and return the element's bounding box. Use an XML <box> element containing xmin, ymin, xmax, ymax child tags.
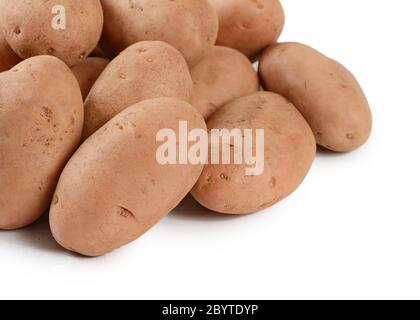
<box><xmin>209</xmin><ymin>0</ymin><xmax>285</xmax><ymax>60</ymax></box>
<box><xmin>0</xmin><ymin>31</ymin><xmax>21</xmax><ymax>72</ymax></box>
<box><xmin>101</xmin><ymin>0</ymin><xmax>219</xmax><ymax>67</ymax></box>
<box><xmin>259</xmin><ymin>42</ymin><xmax>372</xmax><ymax>152</ymax></box>
<box><xmin>50</xmin><ymin>97</ymin><xmax>206</xmax><ymax>256</ymax></box>
<box><xmin>191</xmin><ymin>92</ymin><xmax>316</xmax><ymax>214</ymax></box>
<box><xmin>191</xmin><ymin>46</ymin><xmax>260</xmax><ymax>119</ymax></box>
<box><xmin>0</xmin><ymin>56</ymin><xmax>84</xmax><ymax>229</ymax></box>
<box><xmin>71</xmin><ymin>57</ymin><xmax>109</xmax><ymax>100</ymax></box>
<box><xmin>83</xmin><ymin>41</ymin><xmax>193</xmax><ymax>139</ymax></box>
<box><xmin>0</xmin><ymin>0</ymin><xmax>103</xmax><ymax>66</ymax></box>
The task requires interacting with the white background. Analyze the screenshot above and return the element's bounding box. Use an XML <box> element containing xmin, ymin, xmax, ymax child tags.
<box><xmin>1</xmin><ymin>0</ymin><xmax>420</xmax><ymax>300</ymax></box>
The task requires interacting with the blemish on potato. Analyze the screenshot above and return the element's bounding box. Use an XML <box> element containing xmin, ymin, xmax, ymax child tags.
<box><xmin>117</xmin><ymin>206</ymin><xmax>136</xmax><ymax>219</ymax></box>
<box><xmin>269</xmin><ymin>177</ymin><xmax>276</xmax><ymax>188</ymax></box>
<box><xmin>220</xmin><ymin>173</ymin><xmax>228</xmax><ymax>180</ymax></box>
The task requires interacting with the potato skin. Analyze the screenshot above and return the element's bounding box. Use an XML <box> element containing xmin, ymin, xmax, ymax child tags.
<box><xmin>0</xmin><ymin>31</ymin><xmax>21</xmax><ymax>72</ymax></box>
<box><xmin>191</xmin><ymin>46</ymin><xmax>260</xmax><ymax>119</ymax></box>
<box><xmin>0</xmin><ymin>56</ymin><xmax>84</xmax><ymax>229</ymax></box>
<box><xmin>259</xmin><ymin>42</ymin><xmax>372</xmax><ymax>152</ymax></box>
<box><xmin>0</xmin><ymin>0</ymin><xmax>103</xmax><ymax>66</ymax></box>
<box><xmin>83</xmin><ymin>41</ymin><xmax>193</xmax><ymax>139</ymax></box>
<box><xmin>50</xmin><ymin>98</ymin><xmax>206</xmax><ymax>257</ymax></box>
<box><xmin>191</xmin><ymin>92</ymin><xmax>316</xmax><ymax>214</ymax></box>
<box><xmin>71</xmin><ymin>57</ymin><xmax>109</xmax><ymax>100</ymax></box>
<box><xmin>101</xmin><ymin>0</ymin><xmax>219</xmax><ymax>67</ymax></box>
<box><xmin>209</xmin><ymin>0</ymin><xmax>285</xmax><ymax>60</ymax></box>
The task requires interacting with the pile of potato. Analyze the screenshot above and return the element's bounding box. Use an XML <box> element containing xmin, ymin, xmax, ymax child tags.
<box><xmin>0</xmin><ymin>0</ymin><xmax>372</xmax><ymax>256</ymax></box>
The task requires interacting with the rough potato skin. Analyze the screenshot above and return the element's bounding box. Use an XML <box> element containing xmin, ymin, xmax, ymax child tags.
<box><xmin>50</xmin><ymin>98</ymin><xmax>207</xmax><ymax>257</ymax></box>
<box><xmin>71</xmin><ymin>57</ymin><xmax>109</xmax><ymax>100</ymax></box>
<box><xmin>0</xmin><ymin>56</ymin><xmax>84</xmax><ymax>229</ymax></box>
<box><xmin>259</xmin><ymin>42</ymin><xmax>373</xmax><ymax>152</ymax></box>
<box><xmin>0</xmin><ymin>31</ymin><xmax>21</xmax><ymax>72</ymax></box>
<box><xmin>191</xmin><ymin>92</ymin><xmax>316</xmax><ymax>214</ymax></box>
<box><xmin>0</xmin><ymin>0</ymin><xmax>103</xmax><ymax>66</ymax></box>
<box><xmin>101</xmin><ymin>0</ymin><xmax>219</xmax><ymax>67</ymax></box>
<box><xmin>191</xmin><ymin>46</ymin><xmax>260</xmax><ymax>119</ymax></box>
<box><xmin>83</xmin><ymin>41</ymin><xmax>193</xmax><ymax>139</ymax></box>
<box><xmin>209</xmin><ymin>0</ymin><xmax>285</xmax><ymax>60</ymax></box>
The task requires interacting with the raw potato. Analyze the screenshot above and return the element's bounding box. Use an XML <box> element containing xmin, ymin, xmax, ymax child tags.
<box><xmin>50</xmin><ymin>98</ymin><xmax>207</xmax><ymax>257</ymax></box>
<box><xmin>71</xmin><ymin>57</ymin><xmax>109</xmax><ymax>100</ymax></box>
<box><xmin>101</xmin><ymin>0</ymin><xmax>219</xmax><ymax>67</ymax></box>
<box><xmin>209</xmin><ymin>0</ymin><xmax>285</xmax><ymax>59</ymax></box>
<box><xmin>191</xmin><ymin>46</ymin><xmax>260</xmax><ymax>119</ymax></box>
<box><xmin>0</xmin><ymin>56</ymin><xmax>84</xmax><ymax>229</ymax></box>
<box><xmin>259</xmin><ymin>42</ymin><xmax>372</xmax><ymax>152</ymax></box>
<box><xmin>0</xmin><ymin>0</ymin><xmax>103</xmax><ymax>66</ymax></box>
<box><xmin>0</xmin><ymin>31</ymin><xmax>21</xmax><ymax>72</ymax></box>
<box><xmin>83</xmin><ymin>41</ymin><xmax>193</xmax><ymax>139</ymax></box>
<box><xmin>191</xmin><ymin>92</ymin><xmax>316</xmax><ymax>214</ymax></box>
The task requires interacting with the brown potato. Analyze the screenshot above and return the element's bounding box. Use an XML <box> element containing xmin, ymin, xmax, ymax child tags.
<box><xmin>50</xmin><ymin>98</ymin><xmax>206</xmax><ymax>257</ymax></box>
<box><xmin>191</xmin><ymin>46</ymin><xmax>260</xmax><ymax>119</ymax></box>
<box><xmin>209</xmin><ymin>0</ymin><xmax>285</xmax><ymax>59</ymax></box>
<box><xmin>259</xmin><ymin>42</ymin><xmax>372</xmax><ymax>152</ymax></box>
<box><xmin>0</xmin><ymin>0</ymin><xmax>103</xmax><ymax>66</ymax></box>
<box><xmin>71</xmin><ymin>57</ymin><xmax>109</xmax><ymax>100</ymax></box>
<box><xmin>191</xmin><ymin>92</ymin><xmax>316</xmax><ymax>214</ymax></box>
<box><xmin>0</xmin><ymin>31</ymin><xmax>21</xmax><ymax>72</ymax></box>
<box><xmin>0</xmin><ymin>56</ymin><xmax>84</xmax><ymax>229</ymax></box>
<box><xmin>83</xmin><ymin>41</ymin><xmax>193</xmax><ymax>139</ymax></box>
<box><xmin>101</xmin><ymin>0</ymin><xmax>219</xmax><ymax>67</ymax></box>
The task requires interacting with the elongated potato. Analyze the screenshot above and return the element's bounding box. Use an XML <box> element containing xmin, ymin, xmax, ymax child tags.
<box><xmin>71</xmin><ymin>57</ymin><xmax>109</xmax><ymax>100</ymax></box>
<box><xmin>259</xmin><ymin>42</ymin><xmax>372</xmax><ymax>152</ymax></box>
<box><xmin>191</xmin><ymin>92</ymin><xmax>316</xmax><ymax>214</ymax></box>
<box><xmin>209</xmin><ymin>0</ymin><xmax>285</xmax><ymax>59</ymax></box>
<box><xmin>0</xmin><ymin>56</ymin><xmax>84</xmax><ymax>229</ymax></box>
<box><xmin>101</xmin><ymin>0</ymin><xmax>219</xmax><ymax>67</ymax></box>
<box><xmin>50</xmin><ymin>98</ymin><xmax>206</xmax><ymax>256</ymax></box>
<box><xmin>0</xmin><ymin>31</ymin><xmax>21</xmax><ymax>72</ymax></box>
<box><xmin>191</xmin><ymin>46</ymin><xmax>260</xmax><ymax>119</ymax></box>
<box><xmin>0</xmin><ymin>0</ymin><xmax>103</xmax><ymax>66</ymax></box>
<box><xmin>83</xmin><ymin>41</ymin><xmax>193</xmax><ymax>139</ymax></box>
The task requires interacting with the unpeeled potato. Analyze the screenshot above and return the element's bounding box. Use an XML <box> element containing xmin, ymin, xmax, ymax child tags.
<box><xmin>209</xmin><ymin>0</ymin><xmax>285</xmax><ymax>60</ymax></box>
<box><xmin>101</xmin><ymin>0</ymin><xmax>219</xmax><ymax>67</ymax></box>
<box><xmin>83</xmin><ymin>41</ymin><xmax>193</xmax><ymax>139</ymax></box>
<box><xmin>0</xmin><ymin>56</ymin><xmax>84</xmax><ymax>229</ymax></box>
<box><xmin>0</xmin><ymin>0</ymin><xmax>104</xmax><ymax>66</ymax></box>
<box><xmin>259</xmin><ymin>42</ymin><xmax>372</xmax><ymax>152</ymax></box>
<box><xmin>191</xmin><ymin>92</ymin><xmax>316</xmax><ymax>214</ymax></box>
<box><xmin>190</xmin><ymin>46</ymin><xmax>260</xmax><ymax>119</ymax></box>
<box><xmin>50</xmin><ymin>98</ymin><xmax>206</xmax><ymax>256</ymax></box>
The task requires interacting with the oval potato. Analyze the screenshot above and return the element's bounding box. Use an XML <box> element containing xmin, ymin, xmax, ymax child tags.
<box><xmin>0</xmin><ymin>0</ymin><xmax>103</xmax><ymax>66</ymax></box>
<box><xmin>259</xmin><ymin>42</ymin><xmax>372</xmax><ymax>152</ymax></box>
<box><xmin>71</xmin><ymin>57</ymin><xmax>109</xmax><ymax>100</ymax></box>
<box><xmin>50</xmin><ymin>98</ymin><xmax>206</xmax><ymax>256</ymax></box>
<box><xmin>101</xmin><ymin>0</ymin><xmax>219</xmax><ymax>67</ymax></box>
<box><xmin>209</xmin><ymin>0</ymin><xmax>285</xmax><ymax>59</ymax></box>
<box><xmin>0</xmin><ymin>31</ymin><xmax>21</xmax><ymax>72</ymax></box>
<box><xmin>83</xmin><ymin>41</ymin><xmax>193</xmax><ymax>139</ymax></box>
<box><xmin>191</xmin><ymin>46</ymin><xmax>260</xmax><ymax>119</ymax></box>
<box><xmin>191</xmin><ymin>92</ymin><xmax>316</xmax><ymax>214</ymax></box>
<box><xmin>0</xmin><ymin>56</ymin><xmax>84</xmax><ymax>229</ymax></box>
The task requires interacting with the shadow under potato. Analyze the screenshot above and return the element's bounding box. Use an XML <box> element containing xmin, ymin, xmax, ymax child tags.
<box><xmin>0</xmin><ymin>194</ymin><xmax>246</xmax><ymax>256</ymax></box>
<box><xmin>170</xmin><ymin>194</ymin><xmax>248</xmax><ymax>222</ymax></box>
<box><xmin>1</xmin><ymin>213</ymin><xmax>62</xmax><ymax>253</ymax></box>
